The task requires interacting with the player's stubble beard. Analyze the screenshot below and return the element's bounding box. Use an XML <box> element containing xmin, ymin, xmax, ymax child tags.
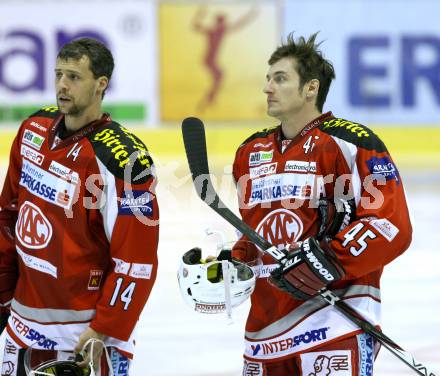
<box><xmin>57</xmin><ymin>88</ymin><xmax>95</xmax><ymax>117</ymax></box>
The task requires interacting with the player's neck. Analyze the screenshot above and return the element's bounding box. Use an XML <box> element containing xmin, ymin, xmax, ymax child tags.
<box><xmin>281</xmin><ymin>107</ymin><xmax>321</xmax><ymax>139</ymax></box>
<box><xmin>64</xmin><ymin>103</ymin><xmax>103</xmax><ymax>132</ymax></box>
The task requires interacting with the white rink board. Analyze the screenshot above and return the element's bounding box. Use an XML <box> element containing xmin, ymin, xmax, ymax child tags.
<box><xmin>0</xmin><ymin>161</ymin><xmax>439</xmax><ymax>375</ymax></box>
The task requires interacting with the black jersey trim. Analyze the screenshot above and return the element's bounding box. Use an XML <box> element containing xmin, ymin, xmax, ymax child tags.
<box><xmin>238</xmin><ymin>126</ymin><xmax>278</xmax><ymax>149</ymax></box>
<box><xmin>319</xmin><ymin>118</ymin><xmax>387</xmax><ymax>152</ymax></box>
<box><xmin>88</xmin><ymin>122</ymin><xmax>154</xmax><ymax>184</ymax></box>
<box><xmin>29</xmin><ymin>106</ymin><xmax>60</xmax><ymax>119</ymax></box>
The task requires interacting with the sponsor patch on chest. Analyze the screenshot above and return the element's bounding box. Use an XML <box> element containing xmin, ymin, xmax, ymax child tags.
<box><xmin>284</xmin><ymin>160</ymin><xmax>317</xmax><ymax>173</ymax></box>
<box><xmin>19</xmin><ymin>160</ymin><xmax>77</xmax><ymax>209</ymax></box>
<box><xmin>249</xmin><ymin>150</ymin><xmax>274</xmax><ymax>166</ymax></box>
<box><xmin>48</xmin><ymin>161</ymin><xmax>79</xmax><ymax>184</ymax></box>
<box><xmin>21</xmin><ymin>144</ymin><xmax>45</xmax><ymax>166</ymax></box>
<box><xmin>22</xmin><ymin>129</ymin><xmax>45</xmax><ymax>150</ymax></box>
<box><xmin>249</xmin><ymin>162</ymin><xmax>277</xmax><ymax>179</ymax></box>
<box><xmin>249</xmin><ymin>173</ymin><xmax>320</xmax><ymax>204</ymax></box>
<box><xmin>16</xmin><ymin>201</ymin><xmax>52</xmax><ymax>249</ymax></box>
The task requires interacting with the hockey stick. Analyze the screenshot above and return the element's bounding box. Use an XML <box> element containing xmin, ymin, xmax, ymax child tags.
<box><xmin>181</xmin><ymin>116</ymin><xmax>437</xmax><ymax>376</ymax></box>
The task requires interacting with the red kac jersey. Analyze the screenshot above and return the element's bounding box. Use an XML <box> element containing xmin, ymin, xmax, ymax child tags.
<box><xmin>0</xmin><ymin>106</ymin><xmax>159</xmax><ymax>356</ymax></box>
<box><xmin>232</xmin><ymin>112</ymin><xmax>412</xmax><ymax>362</ymax></box>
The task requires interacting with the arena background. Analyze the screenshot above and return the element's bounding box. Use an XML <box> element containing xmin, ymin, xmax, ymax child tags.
<box><xmin>0</xmin><ymin>0</ymin><xmax>439</xmax><ymax>375</ymax></box>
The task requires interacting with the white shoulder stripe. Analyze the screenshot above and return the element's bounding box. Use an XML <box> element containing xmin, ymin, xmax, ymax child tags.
<box><xmin>331</xmin><ymin>136</ymin><xmax>362</xmax><ymax>205</ymax></box>
<box><xmin>95</xmin><ymin>157</ymin><xmax>118</xmax><ymax>241</ymax></box>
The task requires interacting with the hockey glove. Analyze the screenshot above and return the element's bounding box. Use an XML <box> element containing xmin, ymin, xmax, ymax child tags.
<box><xmin>317</xmin><ymin>197</ymin><xmax>356</xmax><ymax>240</ymax></box>
<box><xmin>269</xmin><ymin>237</ymin><xmax>345</xmax><ymax>300</ymax></box>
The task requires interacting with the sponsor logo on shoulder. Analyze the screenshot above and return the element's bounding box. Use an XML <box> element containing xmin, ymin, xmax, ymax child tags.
<box><xmin>249</xmin><ymin>150</ymin><xmax>273</xmax><ymax>167</ymax></box>
<box><xmin>22</xmin><ymin>129</ymin><xmax>45</xmax><ymax>150</ymax></box>
<box><xmin>249</xmin><ymin>162</ymin><xmax>277</xmax><ymax>179</ymax></box>
<box><xmin>366</xmin><ymin>156</ymin><xmax>399</xmax><ymax>182</ymax></box>
<box><xmin>93</xmin><ymin>128</ymin><xmax>151</xmax><ymax>169</ymax></box>
<box><xmin>21</xmin><ymin>144</ymin><xmax>44</xmax><ymax>166</ymax></box>
<box><xmin>119</xmin><ymin>190</ymin><xmax>154</xmax><ymax>217</ymax></box>
<box><xmin>30</xmin><ymin>121</ymin><xmax>47</xmax><ymax>132</ymax></box>
<box><xmin>284</xmin><ymin>160</ymin><xmax>316</xmax><ymax>173</ymax></box>
<box><xmin>48</xmin><ymin>161</ymin><xmax>79</xmax><ymax>184</ymax></box>
<box><xmin>323</xmin><ymin>118</ymin><xmax>370</xmax><ymax>138</ymax></box>
<box><xmin>370</xmin><ymin>218</ymin><xmax>399</xmax><ymax>242</ymax></box>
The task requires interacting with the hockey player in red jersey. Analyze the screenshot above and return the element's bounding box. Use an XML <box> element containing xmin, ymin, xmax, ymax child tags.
<box><xmin>0</xmin><ymin>38</ymin><xmax>159</xmax><ymax>375</ymax></box>
<box><xmin>232</xmin><ymin>33</ymin><xmax>412</xmax><ymax>375</ymax></box>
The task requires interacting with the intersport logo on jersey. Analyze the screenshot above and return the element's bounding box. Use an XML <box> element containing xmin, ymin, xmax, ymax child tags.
<box><xmin>250</xmin><ymin>327</ymin><xmax>329</xmax><ymax>357</ymax></box>
<box><xmin>256</xmin><ymin>209</ymin><xmax>303</xmax><ymax>249</ymax></box>
<box><xmin>16</xmin><ymin>201</ymin><xmax>52</xmax><ymax>249</ymax></box>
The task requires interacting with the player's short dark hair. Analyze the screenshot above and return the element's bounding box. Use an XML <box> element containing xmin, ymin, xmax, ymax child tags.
<box><xmin>268</xmin><ymin>32</ymin><xmax>335</xmax><ymax>112</ymax></box>
<box><xmin>57</xmin><ymin>37</ymin><xmax>114</xmax><ymax>97</ymax></box>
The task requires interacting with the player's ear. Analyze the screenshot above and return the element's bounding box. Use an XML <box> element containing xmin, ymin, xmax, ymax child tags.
<box><xmin>305</xmin><ymin>78</ymin><xmax>320</xmax><ymax>99</ymax></box>
<box><xmin>96</xmin><ymin>76</ymin><xmax>109</xmax><ymax>97</ymax></box>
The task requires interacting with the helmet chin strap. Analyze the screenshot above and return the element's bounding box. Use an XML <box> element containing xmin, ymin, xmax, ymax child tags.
<box><xmin>82</xmin><ymin>338</ymin><xmax>114</xmax><ymax>376</ymax></box>
<box><xmin>220</xmin><ymin>259</ymin><xmax>233</xmax><ymax>323</ymax></box>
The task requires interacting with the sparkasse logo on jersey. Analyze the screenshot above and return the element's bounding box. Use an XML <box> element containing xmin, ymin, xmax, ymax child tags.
<box><xmin>16</xmin><ymin>201</ymin><xmax>53</xmax><ymax>249</ymax></box>
<box><xmin>19</xmin><ymin>160</ymin><xmax>76</xmax><ymax>209</ymax></box>
<box><xmin>249</xmin><ymin>173</ymin><xmax>318</xmax><ymax>204</ymax></box>
<box><xmin>249</xmin><ymin>150</ymin><xmax>274</xmax><ymax>166</ymax></box>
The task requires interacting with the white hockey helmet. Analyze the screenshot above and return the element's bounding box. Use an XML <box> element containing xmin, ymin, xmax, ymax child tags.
<box><xmin>24</xmin><ymin>338</ymin><xmax>91</xmax><ymax>376</ymax></box>
<box><xmin>177</xmin><ymin>247</ymin><xmax>256</xmax><ymax>314</ymax></box>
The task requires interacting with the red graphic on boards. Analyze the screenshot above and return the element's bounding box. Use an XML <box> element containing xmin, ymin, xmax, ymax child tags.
<box><xmin>192</xmin><ymin>6</ymin><xmax>257</xmax><ymax>110</ymax></box>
